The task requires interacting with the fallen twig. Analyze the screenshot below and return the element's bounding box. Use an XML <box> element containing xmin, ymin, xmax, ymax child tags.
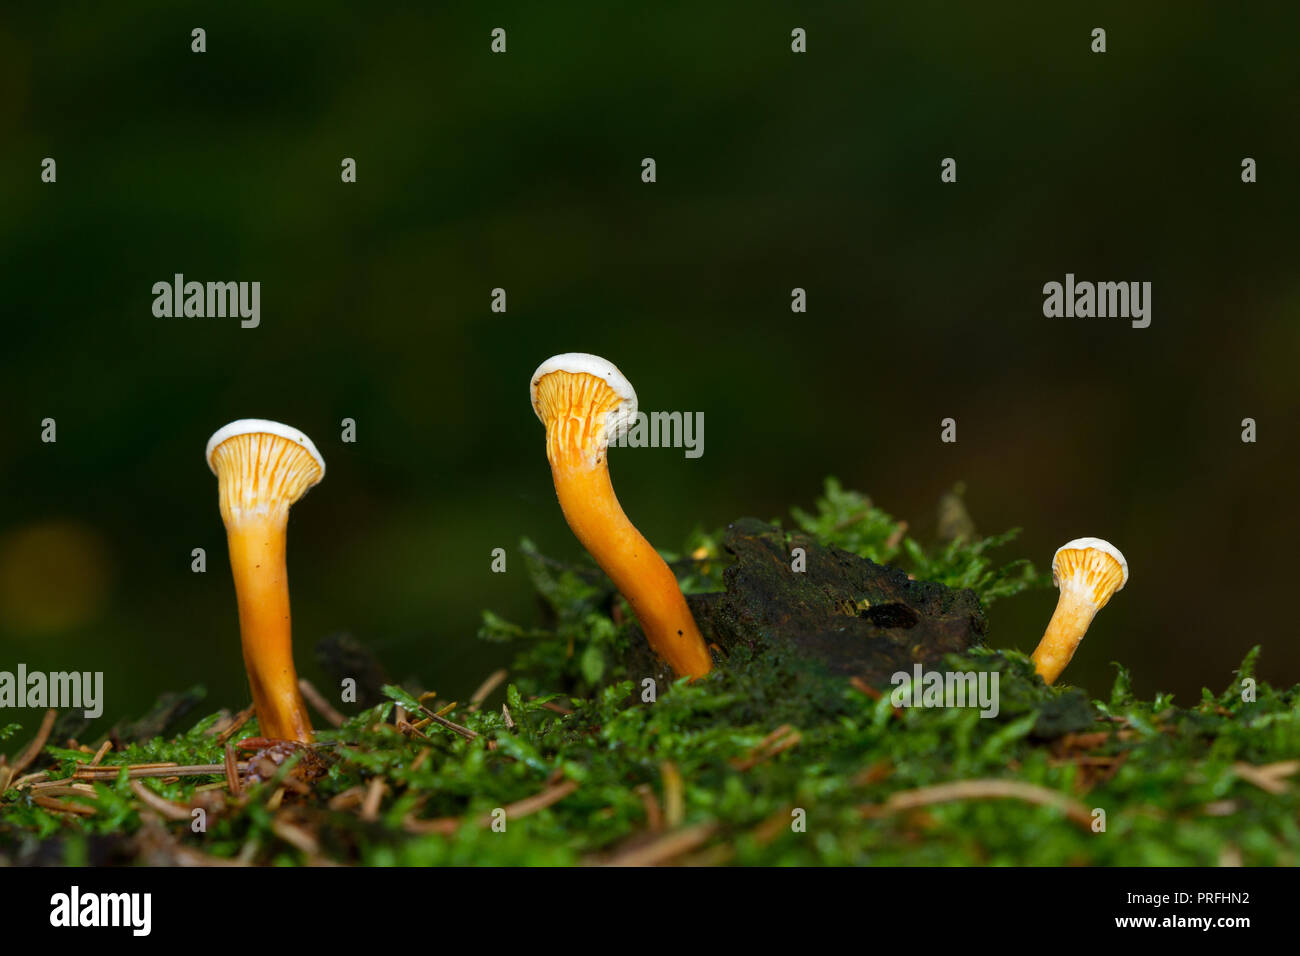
<box><xmin>271</xmin><ymin>817</ymin><xmax>320</xmax><ymax>856</ymax></box>
<box><xmin>635</xmin><ymin>783</ymin><xmax>663</xmax><ymax>832</ymax></box>
<box><xmin>31</xmin><ymin>784</ymin><xmax>97</xmax><ymax>798</ymax></box>
<box><xmin>214</xmin><ymin>705</ymin><xmax>256</xmax><ymax>744</ymax></box>
<box><xmin>660</xmin><ymin>761</ymin><xmax>685</xmax><ymax>828</ymax></box>
<box><xmin>360</xmin><ymin>777</ymin><xmax>387</xmax><ymax>821</ymax></box>
<box><xmin>602</xmin><ymin>823</ymin><xmax>719</xmax><ymax>867</ymax></box>
<box><xmin>468</xmin><ymin>669</ymin><xmax>509</xmax><ymax>711</ymax></box>
<box><xmin>402</xmin><ymin>696</ymin><xmax>479</xmax><ymax>741</ymax></box>
<box><xmin>498</xmin><ymin>778</ymin><xmax>579</xmax><ymax>820</ymax></box>
<box><xmin>327</xmin><ymin>786</ymin><xmax>366</xmax><ymax>812</ymax></box>
<box><xmin>10</xmin><ymin>771</ymin><xmax>50</xmax><ymax>790</ymax></box>
<box><xmin>75</xmin><ymin>762</ymin><xmax>241</xmax><ymax>780</ymax></box>
<box><xmin>730</xmin><ymin>725</ymin><xmax>801</xmax><ymax>771</ymax></box>
<box><xmin>33</xmin><ymin>794</ymin><xmax>97</xmax><ymax>817</ymax></box>
<box><xmin>9</xmin><ymin>709</ymin><xmax>57</xmax><ymax>781</ymax></box>
<box><xmin>404</xmin><ymin>779</ymin><xmax>579</xmax><ymax>834</ymax></box>
<box><xmin>224</xmin><ymin>743</ymin><xmax>242</xmax><ymax>797</ymax></box>
<box><xmin>861</xmin><ymin>779</ymin><xmax>1093</xmax><ymax>828</ymax></box>
<box><xmin>751</xmin><ymin>805</ymin><xmax>797</xmax><ymax>846</ymax></box>
<box><xmin>88</xmin><ymin>740</ymin><xmax>113</xmax><ymax>767</ymax></box>
<box><xmin>299</xmin><ymin>678</ymin><xmax>346</xmax><ymax>728</ymax></box>
<box><xmin>1233</xmin><ymin>760</ymin><xmax>1299</xmax><ymax>795</ymax></box>
<box><xmin>130</xmin><ymin>780</ymin><xmax>193</xmax><ymax>821</ymax></box>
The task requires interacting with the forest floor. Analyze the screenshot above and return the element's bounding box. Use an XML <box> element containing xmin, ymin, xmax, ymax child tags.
<box><xmin>2</xmin><ymin>480</ymin><xmax>1296</xmax><ymax>866</ymax></box>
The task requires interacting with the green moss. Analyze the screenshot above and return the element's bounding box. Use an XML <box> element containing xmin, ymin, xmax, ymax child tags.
<box><xmin>2</xmin><ymin>480</ymin><xmax>1297</xmax><ymax>866</ymax></box>
<box><xmin>790</xmin><ymin>477</ymin><xmax>1043</xmax><ymax>605</ymax></box>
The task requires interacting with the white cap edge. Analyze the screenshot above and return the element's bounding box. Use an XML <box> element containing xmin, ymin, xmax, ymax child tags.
<box><xmin>205</xmin><ymin>419</ymin><xmax>326</xmax><ymax>482</ymax></box>
<box><xmin>1053</xmin><ymin>536</ymin><xmax>1128</xmax><ymax>589</ymax></box>
<box><xmin>529</xmin><ymin>352</ymin><xmax>639</xmax><ymax>438</ymax></box>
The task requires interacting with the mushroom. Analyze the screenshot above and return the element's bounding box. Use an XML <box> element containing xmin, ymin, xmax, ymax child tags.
<box><xmin>206</xmin><ymin>420</ymin><xmax>325</xmax><ymax>742</ymax></box>
<box><xmin>530</xmin><ymin>353</ymin><xmax>712</xmax><ymax>679</ymax></box>
<box><xmin>1031</xmin><ymin>537</ymin><xmax>1128</xmax><ymax>685</ymax></box>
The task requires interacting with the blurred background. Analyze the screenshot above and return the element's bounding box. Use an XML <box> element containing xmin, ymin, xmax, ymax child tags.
<box><xmin>1</xmin><ymin>3</ymin><xmax>1298</xmax><ymax>724</ymax></box>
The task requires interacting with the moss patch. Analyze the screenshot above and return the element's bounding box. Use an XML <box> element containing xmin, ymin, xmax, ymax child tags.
<box><xmin>2</xmin><ymin>480</ymin><xmax>1297</xmax><ymax>865</ymax></box>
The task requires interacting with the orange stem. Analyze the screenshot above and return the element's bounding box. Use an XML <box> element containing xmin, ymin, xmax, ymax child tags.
<box><xmin>550</xmin><ymin>456</ymin><xmax>712</xmax><ymax>679</ymax></box>
<box><xmin>227</xmin><ymin>517</ymin><xmax>314</xmax><ymax>742</ymax></box>
<box><xmin>1030</xmin><ymin>590</ymin><xmax>1096</xmax><ymax>686</ymax></box>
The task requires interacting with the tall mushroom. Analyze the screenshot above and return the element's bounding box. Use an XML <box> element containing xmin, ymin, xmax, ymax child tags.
<box><xmin>530</xmin><ymin>353</ymin><xmax>712</xmax><ymax>679</ymax></box>
<box><xmin>1031</xmin><ymin>537</ymin><xmax>1128</xmax><ymax>685</ymax></box>
<box><xmin>207</xmin><ymin>420</ymin><xmax>324</xmax><ymax>742</ymax></box>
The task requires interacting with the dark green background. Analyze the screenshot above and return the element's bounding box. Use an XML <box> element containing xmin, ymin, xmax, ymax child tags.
<box><xmin>2</xmin><ymin>3</ymin><xmax>1297</xmax><ymax>724</ymax></box>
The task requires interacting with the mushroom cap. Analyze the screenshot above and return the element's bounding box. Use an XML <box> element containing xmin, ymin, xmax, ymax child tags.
<box><xmin>529</xmin><ymin>353</ymin><xmax>639</xmax><ymax>439</ymax></box>
<box><xmin>205</xmin><ymin>419</ymin><xmax>326</xmax><ymax>483</ymax></box>
<box><xmin>1052</xmin><ymin>537</ymin><xmax>1128</xmax><ymax>606</ymax></box>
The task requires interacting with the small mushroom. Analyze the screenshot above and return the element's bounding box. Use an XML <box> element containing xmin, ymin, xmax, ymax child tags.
<box><xmin>1031</xmin><ymin>537</ymin><xmax>1128</xmax><ymax>685</ymax></box>
<box><xmin>530</xmin><ymin>353</ymin><xmax>712</xmax><ymax>679</ymax></box>
<box><xmin>206</xmin><ymin>420</ymin><xmax>325</xmax><ymax>742</ymax></box>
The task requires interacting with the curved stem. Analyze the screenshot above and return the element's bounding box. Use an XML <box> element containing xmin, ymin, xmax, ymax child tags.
<box><xmin>1030</xmin><ymin>589</ymin><xmax>1096</xmax><ymax>685</ymax></box>
<box><xmin>227</xmin><ymin>517</ymin><xmax>314</xmax><ymax>741</ymax></box>
<box><xmin>549</xmin><ymin>455</ymin><xmax>712</xmax><ymax>679</ymax></box>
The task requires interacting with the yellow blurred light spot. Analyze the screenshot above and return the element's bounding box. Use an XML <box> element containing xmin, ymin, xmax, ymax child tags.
<box><xmin>0</xmin><ymin>521</ymin><xmax>111</xmax><ymax>636</ymax></box>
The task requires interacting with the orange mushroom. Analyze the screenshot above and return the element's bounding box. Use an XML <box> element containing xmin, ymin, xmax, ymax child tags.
<box><xmin>1031</xmin><ymin>537</ymin><xmax>1128</xmax><ymax>685</ymax></box>
<box><xmin>530</xmin><ymin>354</ymin><xmax>712</xmax><ymax>679</ymax></box>
<box><xmin>206</xmin><ymin>420</ymin><xmax>324</xmax><ymax>742</ymax></box>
